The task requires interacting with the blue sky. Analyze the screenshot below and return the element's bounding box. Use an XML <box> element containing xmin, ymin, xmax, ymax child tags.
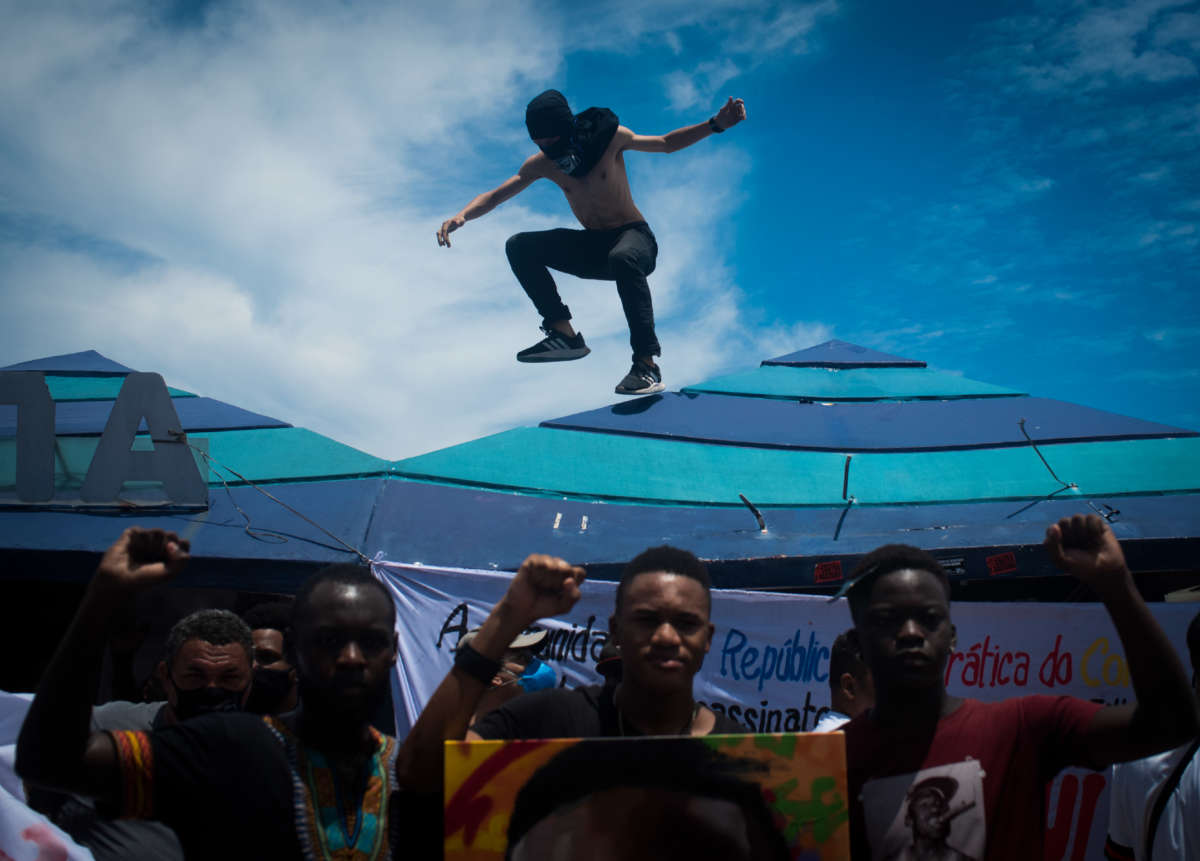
<box><xmin>0</xmin><ymin>0</ymin><xmax>1197</xmax><ymax>458</ymax></box>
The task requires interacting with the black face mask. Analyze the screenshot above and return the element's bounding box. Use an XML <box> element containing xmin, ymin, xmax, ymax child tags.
<box><xmin>170</xmin><ymin>676</ymin><xmax>246</xmax><ymax>721</ymax></box>
<box><xmin>244</xmin><ymin>666</ymin><xmax>294</xmax><ymax>715</ymax></box>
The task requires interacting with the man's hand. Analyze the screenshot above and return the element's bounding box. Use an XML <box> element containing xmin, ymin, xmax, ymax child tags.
<box><xmin>714</xmin><ymin>97</ymin><xmax>747</xmax><ymax>132</ymax></box>
<box><xmin>437</xmin><ymin>215</ymin><xmax>465</xmax><ymax>248</ymax></box>
<box><xmin>93</xmin><ymin>527</ymin><xmax>190</xmax><ymax>596</ymax></box>
<box><xmin>498</xmin><ymin>554</ymin><xmax>587</xmax><ymax>628</ymax></box>
<box><xmin>1044</xmin><ymin>514</ymin><xmax>1129</xmax><ymax>590</ymax></box>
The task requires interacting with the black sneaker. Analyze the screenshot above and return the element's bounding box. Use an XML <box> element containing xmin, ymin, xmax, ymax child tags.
<box><xmin>516</xmin><ymin>328</ymin><xmax>591</xmax><ymax>362</ymax></box>
<box><xmin>615</xmin><ymin>359</ymin><xmax>665</xmax><ymax>395</ymax></box>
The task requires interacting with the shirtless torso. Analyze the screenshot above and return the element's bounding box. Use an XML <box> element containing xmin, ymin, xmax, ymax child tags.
<box><xmin>525</xmin><ymin>126</ymin><xmax>646</xmax><ymax>229</ymax></box>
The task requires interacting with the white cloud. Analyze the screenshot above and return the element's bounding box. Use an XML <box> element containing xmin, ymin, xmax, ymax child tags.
<box><xmin>0</xmin><ymin>1</ymin><xmax>825</xmax><ymax>460</ymax></box>
<box><xmin>726</xmin><ymin>1</ymin><xmax>839</xmax><ymax>55</ymax></box>
<box><xmin>1144</xmin><ymin>326</ymin><xmax>1200</xmax><ymax>346</ymax></box>
<box><xmin>658</xmin><ymin>1</ymin><xmax>837</xmax><ymax>111</ymax></box>
<box><xmin>993</xmin><ymin>0</ymin><xmax>1199</xmax><ymax>93</ymax></box>
<box><xmin>664</xmin><ymin>60</ymin><xmax>741</xmax><ymax>111</ymax></box>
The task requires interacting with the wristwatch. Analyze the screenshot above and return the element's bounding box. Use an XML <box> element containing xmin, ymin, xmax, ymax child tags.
<box><xmin>708</xmin><ymin>116</ymin><xmax>725</xmax><ymax>134</ymax></box>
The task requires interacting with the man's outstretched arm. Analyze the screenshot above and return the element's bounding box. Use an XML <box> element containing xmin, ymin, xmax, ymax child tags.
<box><xmin>393</xmin><ymin>554</ymin><xmax>585</xmax><ymax>795</ymax></box>
<box><xmin>1044</xmin><ymin>514</ymin><xmax>1200</xmax><ymax>767</ymax></box>
<box><xmin>624</xmin><ymin>97</ymin><xmax>747</xmax><ymax>154</ymax></box>
<box><xmin>16</xmin><ymin>528</ymin><xmax>190</xmax><ymax>800</ymax></box>
<box><xmin>436</xmin><ymin>158</ymin><xmax>541</xmax><ymax>247</ymax></box>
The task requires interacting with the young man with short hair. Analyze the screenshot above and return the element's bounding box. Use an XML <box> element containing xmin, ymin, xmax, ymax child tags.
<box><xmin>437</xmin><ymin>89</ymin><xmax>747</xmax><ymax>396</ymax></box>
<box><xmin>395</xmin><ymin>544</ymin><xmax>745</xmax><ymax>796</ymax></box>
<box><xmin>839</xmin><ymin>514</ymin><xmax>1199</xmax><ymax>860</ymax></box>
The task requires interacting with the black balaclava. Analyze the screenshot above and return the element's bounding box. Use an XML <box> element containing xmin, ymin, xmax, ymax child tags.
<box><xmin>525</xmin><ymin>89</ymin><xmax>619</xmax><ymax>179</ymax></box>
<box><xmin>525</xmin><ymin>89</ymin><xmax>574</xmax><ymax>140</ymax></box>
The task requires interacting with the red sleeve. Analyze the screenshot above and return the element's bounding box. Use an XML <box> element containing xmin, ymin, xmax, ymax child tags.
<box><xmin>1020</xmin><ymin>695</ymin><xmax>1104</xmax><ymax>774</ymax></box>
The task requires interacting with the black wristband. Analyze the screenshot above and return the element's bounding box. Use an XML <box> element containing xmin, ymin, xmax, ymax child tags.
<box><xmin>454</xmin><ymin>641</ymin><xmax>501</xmax><ymax>685</ymax></box>
<box><xmin>708</xmin><ymin>116</ymin><xmax>725</xmax><ymax>134</ymax></box>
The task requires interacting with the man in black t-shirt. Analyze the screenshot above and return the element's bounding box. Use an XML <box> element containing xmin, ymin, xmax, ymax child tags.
<box><xmin>17</xmin><ymin>528</ymin><xmax>403</xmax><ymax>861</ymax></box>
<box><xmin>396</xmin><ymin>544</ymin><xmax>746</xmax><ymax>797</ymax></box>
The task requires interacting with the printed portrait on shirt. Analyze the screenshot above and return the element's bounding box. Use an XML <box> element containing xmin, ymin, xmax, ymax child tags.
<box><xmin>860</xmin><ymin>759</ymin><xmax>985</xmax><ymax>861</ymax></box>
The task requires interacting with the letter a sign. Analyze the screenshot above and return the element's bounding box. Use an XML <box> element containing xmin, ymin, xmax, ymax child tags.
<box><xmin>79</xmin><ymin>373</ymin><xmax>207</xmax><ymax>504</ymax></box>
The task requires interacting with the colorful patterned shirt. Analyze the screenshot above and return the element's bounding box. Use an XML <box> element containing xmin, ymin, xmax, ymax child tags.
<box><xmin>108</xmin><ymin>711</ymin><xmax>398</xmax><ymax>861</ymax></box>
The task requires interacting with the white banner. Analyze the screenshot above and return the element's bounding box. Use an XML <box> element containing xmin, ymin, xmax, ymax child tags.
<box><xmin>0</xmin><ymin>692</ymin><xmax>95</xmax><ymax>861</ymax></box>
<box><xmin>373</xmin><ymin>559</ymin><xmax>1197</xmax><ymax>861</ymax></box>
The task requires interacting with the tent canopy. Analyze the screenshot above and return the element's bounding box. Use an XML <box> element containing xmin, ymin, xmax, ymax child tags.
<box><xmin>3</xmin><ymin>344</ymin><xmax>1198</xmax><ymax>592</ymax></box>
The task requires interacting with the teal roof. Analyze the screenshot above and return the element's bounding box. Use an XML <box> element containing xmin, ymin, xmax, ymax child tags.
<box><xmin>44</xmin><ymin>376</ymin><xmax>195</xmax><ymax>401</ymax></box>
<box><xmin>396</xmin><ymin>428</ymin><xmax>1200</xmax><ymax>505</ymax></box>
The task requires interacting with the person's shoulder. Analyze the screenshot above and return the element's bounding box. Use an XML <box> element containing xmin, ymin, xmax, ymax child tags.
<box><xmin>709</xmin><ymin>708</ymin><xmax>750</xmax><ymax>734</ymax></box>
<box><xmin>609</xmin><ymin>125</ymin><xmax>636</xmax><ymax>149</ymax></box>
<box><xmin>91</xmin><ymin>700</ymin><xmax>166</xmax><ymax>731</ymax></box>
<box><xmin>472</xmin><ymin>685</ymin><xmax>604</xmax><ymax>740</ymax></box>
<box><xmin>1111</xmin><ymin>746</ymin><xmax>1174</xmax><ymax>785</ymax></box>
<box><xmin>1004</xmin><ymin>694</ymin><xmax>1104</xmax><ymax>724</ymax></box>
<box><xmin>155</xmin><ymin>711</ymin><xmax>277</xmax><ymax>748</ymax></box>
<box><xmin>519</xmin><ymin>150</ymin><xmax>553</xmax><ymax>175</ymax></box>
<box><xmin>521</xmin><ymin>683</ymin><xmax>603</xmax><ymax>710</ymax></box>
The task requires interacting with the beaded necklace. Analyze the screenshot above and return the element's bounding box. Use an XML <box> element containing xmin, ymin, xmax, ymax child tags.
<box><xmin>263</xmin><ymin>716</ymin><xmax>398</xmax><ymax>861</ymax></box>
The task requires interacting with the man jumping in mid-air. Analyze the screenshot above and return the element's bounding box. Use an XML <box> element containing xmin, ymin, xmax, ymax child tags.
<box><xmin>437</xmin><ymin>89</ymin><xmax>747</xmax><ymax>395</ymax></box>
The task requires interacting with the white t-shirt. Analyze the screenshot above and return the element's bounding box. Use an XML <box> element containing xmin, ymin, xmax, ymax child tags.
<box><xmin>1107</xmin><ymin>740</ymin><xmax>1199</xmax><ymax>860</ymax></box>
<box><xmin>812</xmin><ymin>709</ymin><xmax>850</xmax><ymax>733</ymax></box>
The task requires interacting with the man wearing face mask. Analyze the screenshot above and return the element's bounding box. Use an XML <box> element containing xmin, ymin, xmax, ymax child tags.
<box><xmin>437</xmin><ymin>89</ymin><xmax>747</xmax><ymax>396</ymax></box>
<box><xmin>28</xmin><ymin>609</ymin><xmax>253</xmax><ymax>861</ymax></box>
<box><xmin>242</xmin><ymin>601</ymin><xmax>299</xmax><ymax>715</ymax></box>
<box><xmin>155</xmin><ymin>609</ymin><xmax>255</xmax><ymax>719</ymax></box>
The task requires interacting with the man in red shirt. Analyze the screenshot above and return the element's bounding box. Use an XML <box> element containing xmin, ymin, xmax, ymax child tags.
<box><xmin>839</xmin><ymin>514</ymin><xmax>1199</xmax><ymax>860</ymax></box>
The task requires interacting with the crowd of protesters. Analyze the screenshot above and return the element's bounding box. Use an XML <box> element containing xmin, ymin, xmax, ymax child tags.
<box><xmin>11</xmin><ymin>514</ymin><xmax>1200</xmax><ymax>860</ymax></box>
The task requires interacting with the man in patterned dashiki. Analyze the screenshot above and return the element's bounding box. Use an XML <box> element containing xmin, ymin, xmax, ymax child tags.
<box><xmin>17</xmin><ymin>527</ymin><xmax>403</xmax><ymax>861</ymax></box>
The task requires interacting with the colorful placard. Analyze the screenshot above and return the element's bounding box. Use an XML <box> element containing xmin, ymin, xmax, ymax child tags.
<box><xmin>444</xmin><ymin>733</ymin><xmax>850</xmax><ymax>860</ymax></box>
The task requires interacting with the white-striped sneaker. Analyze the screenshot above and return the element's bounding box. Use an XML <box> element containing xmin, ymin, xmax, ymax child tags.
<box><xmin>516</xmin><ymin>328</ymin><xmax>591</xmax><ymax>362</ymax></box>
<box><xmin>615</xmin><ymin>359</ymin><xmax>665</xmax><ymax>395</ymax></box>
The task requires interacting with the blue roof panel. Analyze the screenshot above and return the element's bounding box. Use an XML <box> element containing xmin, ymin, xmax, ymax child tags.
<box><xmin>764</xmin><ymin>339</ymin><xmax>925</xmax><ymax>368</ymax></box>
<box><xmin>1</xmin><ymin>350</ymin><xmax>137</xmax><ymax>375</ymax></box>
<box><xmin>364</xmin><ymin>479</ymin><xmax>1200</xmax><ymax>585</ymax></box>
<box><xmin>542</xmin><ymin>393</ymin><xmax>1196</xmax><ymax>452</ymax></box>
<box><xmin>0</xmin><ymin>478</ymin><xmax>382</xmax><ymax>565</ymax></box>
